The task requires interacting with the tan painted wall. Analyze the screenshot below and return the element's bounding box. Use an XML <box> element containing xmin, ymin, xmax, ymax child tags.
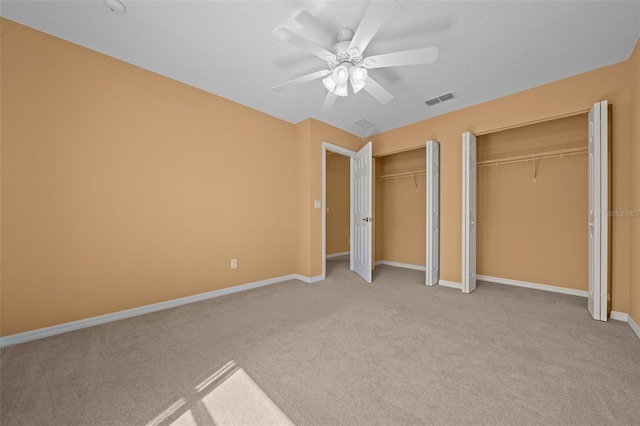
<box><xmin>368</xmin><ymin>60</ymin><xmax>632</xmax><ymax>313</ymax></box>
<box><xmin>477</xmin><ymin>114</ymin><xmax>588</xmax><ymax>290</ymax></box>
<box><xmin>376</xmin><ymin>148</ymin><xmax>426</xmax><ymax>265</ymax></box>
<box><xmin>326</xmin><ymin>154</ymin><xmax>350</xmax><ymax>255</ymax></box>
<box><xmin>1</xmin><ymin>20</ymin><xmax>297</xmax><ymax>336</ymax></box>
<box><xmin>294</xmin><ymin>119</ymin><xmax>312</xmax><ymax>278</ymax></box>
<box><xmin>629</xmin><ymin>39</ymin><xmax>640</xmax><ymax>325</ymax></box>
<box><xmin>0</xmin><ymin>20</ymin><xmax>365</xmax><ymax>336</ymax></box>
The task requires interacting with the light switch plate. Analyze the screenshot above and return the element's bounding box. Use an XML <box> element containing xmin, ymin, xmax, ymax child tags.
<box><xmin>314</xmin><ymin>200</ymin><xmax>321</xmax><ymax>208</ymax></box>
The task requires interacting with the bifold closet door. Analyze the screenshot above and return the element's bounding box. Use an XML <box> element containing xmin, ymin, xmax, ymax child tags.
<box><xmin>588</xmin><ymin>100</ymin><xmax>609</xmax><ymax>321</ymax></box>
<box><xmin>462</xmin><ymin>132</ymin><xmax>477</xmax><ymax>293</ymax></box>
<box><xmin>426</xmin><ymin>140</ymin><xmax>440</xmax><ymax>286</ymax></box>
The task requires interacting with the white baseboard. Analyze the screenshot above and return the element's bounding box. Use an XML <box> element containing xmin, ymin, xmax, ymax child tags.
<box><xmin>610</xmin><ymin>311</ymin><xmax>628</xmax><ymax>322</ymax></box>
<box><xmin>326</xmin><ymin>252</ymin><xmax>349</xmax><ymax>259</ymax></box>
<box><xmin>610</xmin><ymin>311</ymin><xmax>640</xmax><ymax>341</ymax></box>
<box><xmin>478</xmin><ymin>277</ymin><xmax>639</xmax><ymax>341</ymax></box>
<box><xmin>293</xmin><ymin>274</ymin><xmax>324</xmax><ymax>284</ymax></box>
<box><xmin>629</xmin><ymin>315</ymin><xmax>640</xmax><ymax>340</ymax></box>
<box><xmin>477</xmin><ymin>275</ymin><xmax>589</xmax><ymax>298</ymax></box>
<box><xmin>375</xmin><ymin>260</ymin><xmax>426</xmax><ymax>271</ymax></box>
<box><xmin>438</xmin><ymin>280</ymin><xmax>462</xmax><ymax>289</ymax></box>
<box><xmin>0</xmin><ymin>274</ymin><xmax>302</xmax><ymax>348</ymax></box>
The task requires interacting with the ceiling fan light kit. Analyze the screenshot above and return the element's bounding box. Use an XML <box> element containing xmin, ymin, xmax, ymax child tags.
<box><xmin>272</xmin><ymin>1</ymin><xmax>438</xmax><ymax>111</ymax></box>
<box><xmin>322</xmin><ymin>62</ymin><xmax>368</xmax><ymax>97</ymax></box>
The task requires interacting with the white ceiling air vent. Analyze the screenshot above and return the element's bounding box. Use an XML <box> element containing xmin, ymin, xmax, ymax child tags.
<box><xmin>424</xmin><ymin>91</ymin><xmax>456</xmax><ymax>106</ymax></box>
<box><xmin>354</xmin><ymin>118</ymin><xmax>375</xmax><ymax>129</ymax></box>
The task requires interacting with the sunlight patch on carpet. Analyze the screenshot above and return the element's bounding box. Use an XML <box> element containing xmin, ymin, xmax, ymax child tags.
<box><xmin>146</xmin><ymin>360</ymin><xmax>293</xmax><ymax>426</ymax></box>
<box><xmin>201</xmin><ymin>368</ymin><xmax>294</xmax><ymax>426</ymax></box>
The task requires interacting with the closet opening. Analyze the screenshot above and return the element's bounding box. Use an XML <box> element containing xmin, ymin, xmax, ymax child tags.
<box><xmin>374</xmin><ymin>147</ymin><xmax>428</xmax><ymax>276</ymax></box>
<box><xmin>476</xmin><ymin>113</ymin><xmax>590</xmax><ymax>294</ymax></box>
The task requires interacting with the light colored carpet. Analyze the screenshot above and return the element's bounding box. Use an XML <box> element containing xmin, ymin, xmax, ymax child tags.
<box><xmin>2</xmin><ymin>257</ymin><xmax>639</xmax><ymax>425</ymax></box>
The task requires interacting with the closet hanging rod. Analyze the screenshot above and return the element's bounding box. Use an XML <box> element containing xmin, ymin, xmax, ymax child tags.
<box><xmin>378</xmin><ymin>170</ymin><xmax>426</xmax><ymax>181</ymax></box>
<box><xmin>477</xmin><ymin>146</ymin><xmax>588</xmax><ymax>167</ymax></box>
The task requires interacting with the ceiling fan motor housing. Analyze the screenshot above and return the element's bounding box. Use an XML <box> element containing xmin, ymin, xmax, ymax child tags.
<box><xmin>336</xmin><ymin>28</ymin><xmax>355</xmax><ymax>42</ymax></box>
<box><xmin>329</xmin><ymin>36</ymin><xmax>363</xmax><ymax>69</ymax></box>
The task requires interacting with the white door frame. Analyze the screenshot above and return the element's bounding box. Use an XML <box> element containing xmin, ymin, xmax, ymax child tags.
<box><xmin>322</xmin><ymin>142</ymin><xmax>356</xmax><ymax>280</ymax></box>
<box><xmin>426</xmin><ymin>140</ymin><xmax>441</xmax><ymax>286</ymax></box>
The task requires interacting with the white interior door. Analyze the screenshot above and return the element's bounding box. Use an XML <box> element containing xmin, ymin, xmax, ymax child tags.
<box><xmin>462</xmin><ymin>132</ymin><xmax>477</xmax><ymax>293</ymax></box>
<box><xmin>588</xmin><ymin>100</ymin><xmax>609</xmax><ymax>321</ymax></box>
<box><xmin>426</xmin><ymin>140</ymin><xmax>441</xmax><ymax>286</ymax></box>
<box><xmin>353</xmin><ymin>142</ymin><xmax>373</xmax><ymax>283</ymax></box>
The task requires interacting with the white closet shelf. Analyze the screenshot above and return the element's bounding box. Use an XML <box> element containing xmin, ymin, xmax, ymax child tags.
<box><xmin>477</xmin><ymin>146</ymin><xmax>587</xmax><ymax>167</ymax></box>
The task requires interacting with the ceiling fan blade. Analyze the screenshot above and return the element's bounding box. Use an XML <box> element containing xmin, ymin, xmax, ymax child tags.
<box><xmin>293</xmin><ymin>11</ymin><xmax>334</xmax><ymax>46</ymax></box>
<box><xmin>272</xmin><ymin>27</ymin><xmax>335</xmax><ymax>62</ymax></box>
<box><xmin>273</xmin><ymin>69</ymin><xmax>331</xmax><ymax>93</ymax></box>
<box><xmin>363</xmin><ymin>47</ymin><xmax>439</xmax><ymax>69</ymax></box>
<box><xmin>349</xmin><ymin>1</ymin><xmax>396</xmax><ymax>54</ymax></box>
<box><xmin>363</xmin><ymin>77</ymin><xmax>393</xmax><ymax>104</ymax></box>
<box><xmin>320</xmin><ymin>92</ymin><xmax>338</xmax><ymax>113</ymax></box>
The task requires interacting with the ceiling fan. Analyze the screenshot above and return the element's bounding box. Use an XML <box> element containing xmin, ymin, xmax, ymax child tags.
<box><xmin>272</xmin><ymin>1</ymin><xmax>439</xmax><ymax>113</ymax></box>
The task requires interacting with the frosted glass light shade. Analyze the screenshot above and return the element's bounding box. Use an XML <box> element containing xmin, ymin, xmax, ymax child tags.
<box><xmin>332</xmin><ymin>65</ymin><xmax>349</xmax><ymax>84</ymax></box>
<box><xmin>349</xmin><ymin>66</ymin><xmax>368</xmax><ymax>93</ymax></box>
<box><xmin>334</xmin><ymin>82</ymin><xmax>348</xmax><ymax>97</ymax></box>
<box><xmin>351</xmin><ymin>80</ymin><xmax>366</xmax><ymax>94</ymax></box>
<box><xmin>323</xmin><ymin>75</ymin><xmax>337</xmax><ymax>92</ymax></box>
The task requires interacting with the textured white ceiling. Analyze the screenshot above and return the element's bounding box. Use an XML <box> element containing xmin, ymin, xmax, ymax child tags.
<box><xmin>2</xmin><ymin>1</ymin><xmax>639</xmax><ymax>137</ymax></box>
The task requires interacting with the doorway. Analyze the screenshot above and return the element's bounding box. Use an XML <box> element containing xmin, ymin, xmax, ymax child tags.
<box><xmin>325</xmin><ymin>150</ymin><xmax>351</xmax><ymax>276</ymax></box>
<box><xmin>321</xmin><ymin>141</ymin><xmax>373</xmax><ymax>283</ymax></box>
